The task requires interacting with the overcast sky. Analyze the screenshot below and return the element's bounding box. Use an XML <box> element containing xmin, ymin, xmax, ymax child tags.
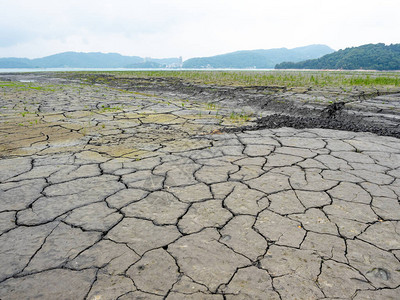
<box><xmin>0</xmin><ymin>0</ymin><xmax>399</xmax><ymax>60</ymax></box>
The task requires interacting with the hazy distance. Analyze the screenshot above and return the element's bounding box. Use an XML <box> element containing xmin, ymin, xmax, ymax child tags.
<box><xmin>0</xmin><ymin>0</ymin><xmax>399</xmax><ymax>60</ymax></box>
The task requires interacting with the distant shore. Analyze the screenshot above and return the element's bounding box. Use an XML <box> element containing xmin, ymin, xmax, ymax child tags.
<box><xmin>1</xmin><ymin>68</ymin><xmax>400</xmax><ymax>74</ymax></box>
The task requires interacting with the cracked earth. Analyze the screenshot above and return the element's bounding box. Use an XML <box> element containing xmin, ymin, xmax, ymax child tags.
<box><xmin>1</xmin><ymin>73</ymin><xmax>400</xmax><ymax>299</ymax></box>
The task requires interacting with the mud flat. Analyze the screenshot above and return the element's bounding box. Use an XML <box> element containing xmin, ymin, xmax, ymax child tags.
<box><xmin>0</xmin><ymin>72</ymin><xmax>400</xmax><ymax>299</ymax></box>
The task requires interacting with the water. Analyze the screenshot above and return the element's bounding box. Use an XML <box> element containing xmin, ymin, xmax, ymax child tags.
<box><xmin>0</xmin><ymin>67</ymin><xmax>275</xmax><ymax>73</ymax></box>
<box><xmin>0</xmin><ymin>68</ymin><xmax>149</xmax><ymax>73</ymax></box>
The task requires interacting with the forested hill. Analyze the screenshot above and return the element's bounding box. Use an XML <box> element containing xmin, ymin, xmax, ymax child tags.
<box><xmin>182</xmin><ymin>45</ymin><xmax>334</xmax><ymax>69</ymax></box>
<box><xmin>0</xmin><ymin>46</ymin><xmax>334</xmax><ymax>69</ymax></box>
<box><xmin>275</xmin><ymin>43</ymin><xmax>400</xmax><ymax>70</ymax></box>
<box><xmin>0</xmin><ymin>52</ymin><xmax>182</xmax><ymax>68</ymax></box>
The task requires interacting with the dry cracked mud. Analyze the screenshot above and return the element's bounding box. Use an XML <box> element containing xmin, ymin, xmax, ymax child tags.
<box><xmin>1</xmin><ymin>72</ymin><xmax>400</xmax><ymax>299</ymax></box>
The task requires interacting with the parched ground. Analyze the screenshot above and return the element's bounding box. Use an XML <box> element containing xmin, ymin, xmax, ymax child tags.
<box><xmin>1</xmin><ymin>73</ymin><xmax>400</xmax><ymax>299</ymax></box>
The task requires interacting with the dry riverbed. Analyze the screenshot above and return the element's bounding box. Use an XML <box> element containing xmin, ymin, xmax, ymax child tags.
<box><xmin>0</xmin><ymin>72</ymin><xmax>400</xmax><ymax>299</ymax></box>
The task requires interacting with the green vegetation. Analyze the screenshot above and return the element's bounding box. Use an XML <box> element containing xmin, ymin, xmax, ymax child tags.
<box><xmin>0</xmin><ymin>47</ymin><xmax>330</xmax><ymax>69</ymax></box>
<box><xmin>100</xmin><ymin>105</ymin><xmax>122</xmax><ymax>112</ymax></box>
<box><xmin>228</xmin><ymin>111</ymin><xmax>253</xmax><ymax>122</ymax></box>
<box><xmin>0</xmin><ymin>81</ymin><xmax>57</xmax><ymax>91</ymax></box>
<box><xmin>206</xmin><ymin>103</ymin><xmax>217</xmax><ymax>110</ymax></box>
<box><xmin>276</xmin><ymin>43</ymin><xmax>400</xmax><ymax>71</ymax></box>
<box><xmin>182</xmin><ymin>45</ymin><xmax>334</xmax><ymax>69</ymax></box>
<box><xmin>20</xmin><ymin>111</ymin><xmax>35</xmax><ymax>117</ymax></box>
<box><xmin>0</xmin><ymin>52</ymin><xmax>182</xmax><ymax>68</ymax></box>
<box><xmin>97</xmin><ymin>70</ymin><xmax>400</xmax><ymax>88</ymax></box>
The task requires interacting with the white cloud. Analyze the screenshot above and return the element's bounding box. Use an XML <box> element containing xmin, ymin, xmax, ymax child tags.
<box><xmin>0</xmin><ymin>0</ymin><xmax>399</xmax><ymax>59</ymax></box>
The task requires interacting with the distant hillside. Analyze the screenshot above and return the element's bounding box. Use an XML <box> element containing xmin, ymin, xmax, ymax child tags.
<box><xmin>0</xmin><ymin>52</ymin><xmax>182</xmax><ymax>68</ymax></box>
<box><xmin>275</xmin><ymin>43</ymin><xmax>400</xmax><ymax>70</ymax></box>
<box><xmin>126</xmin><ymin>61</ymin><xmax>164</xmax><ymax>69</ymax></box>
<box><xmin>182</xmin><ymin>45</ymin><xmax>334</xmax><ymax>69</ymax></box>
<box><xmin>126</xmin><ymin>57</ymin><xmax>183</xmax><ymax>68</ymax></box>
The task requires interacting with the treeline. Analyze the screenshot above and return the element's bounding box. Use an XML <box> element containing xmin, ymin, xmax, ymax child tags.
<box><xmin>275</xmin><ymin>43</ymin><xmax>400</xmax><ymax>70</ymax></box>
<box><xmin>182</xmin><ymin>45</ymin><xmax>334</xmax><ymax>69</ymax></box>
<box><xmin>0</xmin><ymin>52</ymin><xmax>182</xmax><ymax>68</ymax></box>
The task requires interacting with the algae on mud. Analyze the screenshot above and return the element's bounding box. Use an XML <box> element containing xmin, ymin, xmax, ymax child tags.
<box><xmin>71</xmin><ymin>70</ymin><xmax>400</xmax><ymax>88</ymax></box>
<box><xmin>54</xmin><ymin>70</ymin><xmax>400</xmax><ymax>138</ymax></box>
<box><xmin>1</xmin><ymin>71</ymin><xmax>400</xmax><ymax>144</ymax></box>
<box><xmin>0</xmin><ymin>76</ymin><xmax>257</xmax><ymax>158</ymax></box>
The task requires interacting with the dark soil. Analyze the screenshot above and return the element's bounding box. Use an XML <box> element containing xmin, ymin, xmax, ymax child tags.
<box><xmin>224</xmin><ymin>112</ymin><xmax>400</xmax><ymax>138</ymax></box>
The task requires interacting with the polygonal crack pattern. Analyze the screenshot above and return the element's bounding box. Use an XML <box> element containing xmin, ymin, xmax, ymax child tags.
<box><xmin>1</xmin><ymin>76</ymin><xmax>400</xmax><ymax>299</ymax></box>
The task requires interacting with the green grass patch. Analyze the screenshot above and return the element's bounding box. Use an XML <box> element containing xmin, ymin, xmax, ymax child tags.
<box><xmin>0</xmin><ymin>81</ymin><xmax>57</xmax><ymax>92</ymax></box>
<box><xmin>229</xmin><ymin>111</ymin><xmax>253</xmax><ymax>122</ymax></box>
<box><xmin>75</xmin><ymin>70</ymin><xmax>400</xmax><ymax>88</ymax></box>
<box><xmin>100</xmin><ymin>105</ymin><xmax>122</xmax><ymax>112</ymax></box>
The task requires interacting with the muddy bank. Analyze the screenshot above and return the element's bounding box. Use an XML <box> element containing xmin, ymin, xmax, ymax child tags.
<box><xmin>223</xmin><ymin>112</ymin><xmax>400</xmax><ymax>138</ymax></box>
<box><xmin>2</xmin><ymin>72</ymin><xmax>400</xmax><ymax>299</ymax></box>
<box><xmin>61</xmin><ymin>72</ymin><xmax>400</xmax><ymax>138</ymax></box>
<box><xmin>2</xmin><ymin>72</ymin><xmax>400</xmax><ymax>138</ymax></box>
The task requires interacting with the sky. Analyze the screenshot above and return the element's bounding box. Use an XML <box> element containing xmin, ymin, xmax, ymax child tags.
<box><xmin>0</xmin><ymin>0</ymin><xmax>399</xmax><ymax>60</ymax></box>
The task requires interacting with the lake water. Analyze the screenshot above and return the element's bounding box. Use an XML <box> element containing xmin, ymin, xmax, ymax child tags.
<box><xmin>0</xmin><ymin>68</ymin><xmax>275</xmax><ymax>73</ymax></box>
<box><xmin>0</xmin><ymin>68</ymin><xmax>156</xmax><ymax>73</ymax></box>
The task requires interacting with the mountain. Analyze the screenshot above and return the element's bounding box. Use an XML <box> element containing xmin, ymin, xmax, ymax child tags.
<box><xmin>0</xmin><ymin>52</ymin><xmax>182</xmax><ymax>68</ymax></box>
<box><xmin>125</xmin><ymin>61</ymin><xmax>164</xmax><ymax>69</ymax></box>
<box><xmin>182</xmin><ymin>45</ymin><xmax>334</xmax><ymax>69</ymax></box>
<box><xmin>32</xmin><ymin>52</ymin><xmax>144</xmax><ymax>68</ymax></box>
<box><xmin>0</xmin><ymin>58</ymin><xmax>33</xmax><ymax>68</ymax></box>
<box><xmin>126</xmin><ymin>57</ymin><xmax>183</xmax><ymax>68</ymax></box>
<box><xmin>275</xmin><ymin>43</ymin><xmax>400</xmax><ymax>70</ymax></box>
